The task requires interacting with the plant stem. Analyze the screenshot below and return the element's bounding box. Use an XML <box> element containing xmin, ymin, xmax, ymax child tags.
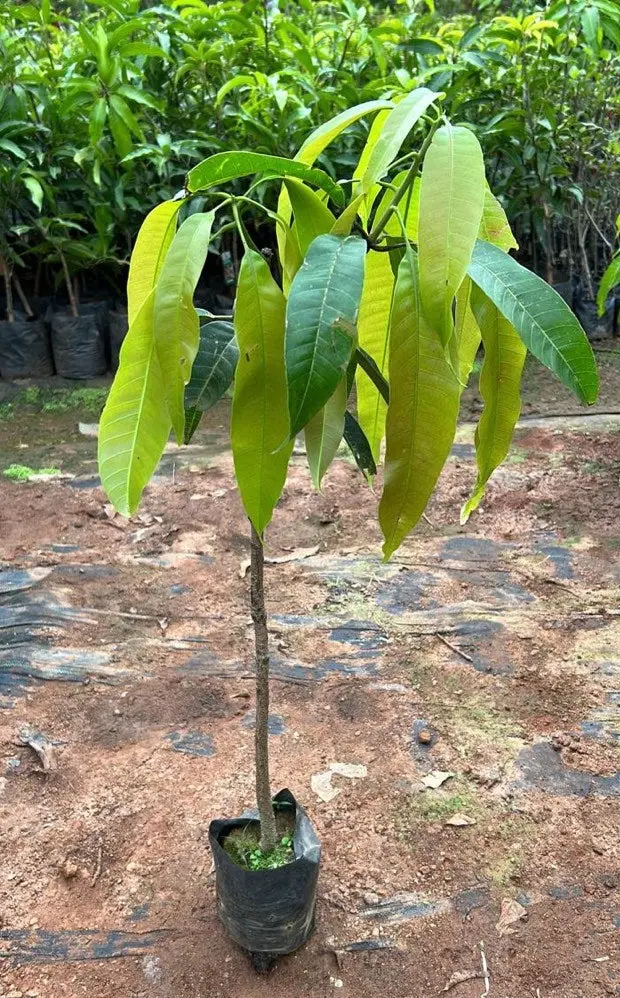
<box><xmin>250</xmin><ymin>521</ymin><xmax>277</xmax><ymax>853</ymax></box>
<box><xmin>59</xmin><ymin>249</ymin><xmax>78</xmax><ymax>317</ymax></box>
<box><xmin>12</xmin><ymin>272</ymin><xmax>33</xmax><ymax>317</ymax></box>
<box><xmin>368</xmin><ymin>118</ymin><xmax>440</xmax><ymax>243</ymax></box>
<box><xmin>1</xmin><ymin>255</ymin><xmax>14</xmax><ymax>323</ymax></box>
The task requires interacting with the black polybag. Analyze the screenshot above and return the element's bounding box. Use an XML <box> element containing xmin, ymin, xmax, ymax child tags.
<box><xmin>209</xmin><ymin>789</ymin><xmax>320</xmax><ymax>956</ymax></box>
<box><xmin>0</xmin><ymin>319</ymin><xmax>54</xmax><ymax>378</ymax></box>
<box><xmin>51</xmin><ymin>312</ymin><xmax>107</xmax><ymax>379</ymax></box>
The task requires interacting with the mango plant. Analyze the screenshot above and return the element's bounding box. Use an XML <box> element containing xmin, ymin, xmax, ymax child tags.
<box><xmin>98</xmin><ymin>95</ymin><xmax>598</xmax><ymax>859</ymax></box>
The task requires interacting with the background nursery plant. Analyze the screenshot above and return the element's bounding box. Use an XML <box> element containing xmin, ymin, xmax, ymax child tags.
<box><xmin>97</xmin><ymin>93</ymin><xmax>598</xmax><ymax>961</ymax></box>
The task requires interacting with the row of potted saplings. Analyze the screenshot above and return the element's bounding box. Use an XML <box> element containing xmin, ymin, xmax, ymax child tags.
<box><xmin>0</xmin><ymin>261</ymin><xmax>128</xmax><ymax>380</ymax></box>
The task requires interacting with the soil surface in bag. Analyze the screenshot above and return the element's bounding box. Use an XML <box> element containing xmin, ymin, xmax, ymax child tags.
<box><xmin>209</xmin><ymin>789</ymin><xmax>321</xmax><ymax>958</ymax></box>
<box><xmin>0</xmin><ymin>318</ymin><xmax>54</xmax><ymax>378</ymax></box>
<box><xmin>51</xmin><ymin>312</ymin><xmax>107</xmax><ymax>379</ymax></box>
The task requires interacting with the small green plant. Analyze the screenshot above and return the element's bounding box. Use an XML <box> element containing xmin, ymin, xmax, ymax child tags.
<box><xmin>41</xmin><ymin>387</ymin><xmax>109</xmax><ymax>413</ymax></box>
<box><xmin>0</xmin><ymin>402</ymin><xmax>14</xmax><ymax>421</ymax></box>
<box><xmin>223</xmin><ymin>826</ymin><xmax>294</xmax><ymax>871</ymax></box>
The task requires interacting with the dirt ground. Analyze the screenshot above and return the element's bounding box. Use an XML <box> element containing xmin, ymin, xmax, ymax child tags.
<box><xmin>0</xmin><ymin>354</ymin><xmax>619</xmax><ymax>998</ymax></box>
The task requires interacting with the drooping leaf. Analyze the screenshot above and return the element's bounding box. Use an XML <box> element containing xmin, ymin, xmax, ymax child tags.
<box><xmin>89</xmin><ymin>97</ymin><xmax>108</xmax><ymax>145</ymax></box>
<box><xmin>231</xmin><ymin>249</ymin><xmax>293</xmax><ymax>536</ymax></box>
<box><xmin>183</xmin><ymin>406</ymin><xmax>203</xmax><ymax>444</ymax></box>
<box><xmin>351</xmin><ymin>107</ymin><xmax>391</xmax><ymax>225</ymax></box>
<box><xmin>418</xmin><ymin>124</ymin><xmax>486</xmax><ymax>345</ymax></box>
<box><xmin>460</xmin><ymin>288</ymin><xmax>526</xmax><ymax>523</ymax></box>
<box><xmin>187</xmin><ymin>151</ymin><xmax>344</xmax><ymax>206</ymax></box>
<box><xmin>285</xmin><ymin>234</ymin><xmax>366</xmax><ymax>436</ymax></box>
<box><xmin>153</xmin><ymin>211</ymin><xmax>215</xmax><ymax>442</ymax></box>
<box><xmin>479</xmin><ymin>186</ymin><xmax>518</xmax><ymax>252</ymax></box>
<box><xmin>343</xmin><ymin>410</ymin><xmax>377</xmax><ymax>481</ymax></box>
<box><xmin>304</xmin><ymin>376</ymin><xmax>348</xmax><ymax>489</ymax></box>
<box><xmin>127</xmin><ymin>200</ymin><xmax>181</xmax><ymax>326</ymax></box>
<box><xmin>358</xmin><ymin>88</ymin><xmax>439</xmax><ymax>194</ymax></box>
<box><xmin>284</xmin><ymin>179</ymin><xmax>335</xmax><ymax>257</ymax></box>
<box><xmin>98</xmin><ymin>293</ymin><xmax>170</xmax><ymax>517</ymax></box>
<box><xmin>379</xmin><ymin>248</ymin><xmax>460</xmax><ymax>559</ymax></box>
<box><xmin>455</xmin><ymin>277</ymin><xmax>481</xmax><ymax>385</ymax></box>
<box><xmin>468</xmin><ymin>240</ymin><xmax>599</xmax><ymax>405</ymax></box>
<box><xmin>597</xmin><ymin>255</ymin><xmax>620</xmax><ymax>317</ymax></box>
<box><xmin>108</xmin><ymin>105</ymin><xmax>132</xmax><ymax>159</ymax></box>
<box><xmin>183</xmin><ymin>320</ymin><xmax>238</xmax><ymax>443</ymax></box>
<box><xmin>355</xmin><ymin>250</ymin><xmax>394</xmax><ymax>461</ymax></box>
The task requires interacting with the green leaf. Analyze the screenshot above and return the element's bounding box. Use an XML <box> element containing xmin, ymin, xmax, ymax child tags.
<box><xmin>215</xmin><ymin>74</ymin><xmax>256</xmax><ymax>106</ymax></box>
<box><xmin>23</xmin><ymin>175</ymin><xmax>43</xmax><ymax>211</ymax></box>
<box><xmin>460</xmin><ymin>288</ymin><xmax>526</xmax><ymax>523</ymax></box>
<box><xmin>116</xmin><ymin>83</ymin><xmax>161</xmax><ymax>110</ymax></box>
<box><xmin>304</xmin><ymin>376</ymin><xmax>347</xmax><ymax>489</ymax></box>
<box><xmin>108</xmin><ymin>106</ymin><xmax>132</xmax><ymax>159</ymax></box>
<box><xmin>355</xmin><ymin>250</ymin><xmax>394</xmax><ymax>461</ymax></box>
<box><xmin>184</xmin><ymin>319</ymin><xmax>238</xmax><ymax>415</ymax></box>
<box><xmin>98</xmin><ymin>293</ymin><xmax>171</xmax><ymax>518</ymax></box>
<box><xmin>183</xmin><ymin>407</ymin><xmax>203</xmax><ymax>444</ymax></box>
<box><xmin>128</xmin><ymin>200</ymin><xmax>181</xmax><ymax>326</ymax></box>
<box><xmin>187</xmin><ymin>152</ymin><xmax>344</xmax><ymax>206</ymax></box>
<box><xmin>343</xmin><ymin>410</ymin><xmax>377</xmax><ymax>481</ymax></box>
<box><xmin>231</xmin><ymin>250</ymin><xmax>293</xmax><ymax>536</ymax></box>
<box><xmin>379</xmin><ymin>248</ymin><xmax>459</xmax><ymax>559</ymax></box>
<box><xmin>358</xmin><ymin>88</ymin><xmax>439</xmax><ymax>194</ymax></box>
<box><xmin>418</xmin><ymin>124</ymin><xmax>486</xmax><ymax>345</ymax></box>
<box><xmin>468</xmin><ymin>240</ymin><xmax>599</xmax><ymax>405</ymax></box>
<box><xmin>352</xmin><ymin>107</ymin><xmax>392</xmax><ymax>225</ymax></box>
<box><xmin>455</xmin><ymin>276</ymin><xmax>481</xmax><ymax>385</ymax></box>
<box><xmin>479</xmin><ymin>186</ymin><xmax>518</xmax><ymax>252</ymax></box>
<box><xmin>89</xmin><ymin>97</ymin><xmax>108</xmax><ymax>146</ymax></box>
<box><xmin>284</xmin><ymin>179</ymin><xmax>335</xmax><ymax>257</ymax></box>
<box><xmin>285</xmin><ymin>234</ymin><xmax>366</xmax><ymax>436</ymax></box>
<box><xmin>153</xmin><ymin>212</ymin><xmax>215</xmax><ymax>442</ymax></box>
<box><xmin>597</xmin><ymin>255</ymin><xmax>620</xmax><ymax>317</ymax></box>
<box><xmin>0</xmin><ymin>138</ymin><xmax>26</xmax><ymax>159</ymax></box>
<box><xmin>109</xmin><ymin>95</ymin><xmax>144</xmax><ymax>141</ymax></box>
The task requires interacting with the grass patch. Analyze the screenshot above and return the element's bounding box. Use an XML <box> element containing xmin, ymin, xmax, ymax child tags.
<box><xmin>13</xmin><ymin>386</ymin><xmax>109</xmax><ymax>415</ymax></box>
<box><xmin>415</xmin><ymin>789</ymin><xmax>477</xmax><ymax>822</ymax></box>
<box><xmin>0</xmin><ymin>402</ymin><xmax>14</xmax><ymax>421</ymax></box>
<box><xmin>3</xmin><ymin>463</ymin><xmax>62</xmax><ymax>481</ymax></box>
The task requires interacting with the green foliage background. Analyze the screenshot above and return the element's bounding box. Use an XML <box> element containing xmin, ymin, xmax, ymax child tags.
<box><xmin>1</xmin><ymin>0</ymin><xmax>618</xmax><ymax>298</ymax></box>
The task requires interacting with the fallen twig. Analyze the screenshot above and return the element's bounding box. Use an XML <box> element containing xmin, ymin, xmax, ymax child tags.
<box><xmin>90</xmin><ymin>838</ymin><xmax>103</xmax><ymax>887</ymax></box>
<box><xmin>479</xmin><ymin>941</ymin><xmax>490</xmax><ymax>998</ymax></box>
<box><xmin>435</xmin><ymin>632</ymin><xmax>474</xmax><ymax>664</ymax></box>
<box><xmin>443</xmin><ymin>970</ymin><xmax>483</xmax><ymax>992</ymax></box>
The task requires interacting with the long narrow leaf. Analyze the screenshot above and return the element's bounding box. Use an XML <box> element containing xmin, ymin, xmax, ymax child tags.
<box><xmin>154</xmin><ymin>211</ymin><xmax>215</xmax><ymax>442</ymax></box>
<box><xmin>343</xmin><ymin>410</ymin><xmax>377</xmax><ymax>481</ymax></box>
<box><xmin>187</xmin><ymin>151</ymin><xmax>344</xmax><ymax>206</ymax></box>
<box><xmin>231</xmin><ymin>250</ymin><xmax>292</xmax><ymax>536</ymax></box>
<box><xmin>285</xmin><ymin>234</ymin><xmax>366</xmax><ymax>436</ymax></box>
<box><xmin>183</xmin><ymin>319</ymin><xmax>238</xmax><ymax>442</ymax></box>
<box><xmin>418</xmin><ymin>124</ymin><xmax>486</xmax><ymax>345</ymax></box>
<box><xmin>304</xmin><ymin>376</ymin><xmax>348</xmax><ymax>489</ymax></box>
<box><xmin>461</xmin><ymin>288</ymin><xmax>526</xmax><ymax>522</ymax></box>
<box><xmin>379</xmin><ymin>248</ymin><xmax>459</xmax><ymax>559</ymax></box>
<box><xmin>284</xmin><ymin>179</ymin><xmax>335</xmax><ymax>257</ymax></box>
<box><xmin>359</xmin><ymin>88</ymin><xmax>438</xmax><ymax>194</ymax></box>
<box><xmin>468</xmin><ymin>239</ymin><xmax>599</xmax><ymax>405</ymax></box>
<box><xmin>355</xmin><ymin>250</ymin><xmax>394</xmax><ymax>461</ymax></box>
<box><xmin>597</xmin><ymin>255</ymin><xmax>620</xmax><ymax>317</ymax></box>
<box><xmin>98</xmin><ymin>293</ymin><xmax>171</xmax><ymax>517</ymax></box>
<box><xmin>127</xmin><ymin>200</ymin><xmax>181</xmax><ymax>325</ymax></box>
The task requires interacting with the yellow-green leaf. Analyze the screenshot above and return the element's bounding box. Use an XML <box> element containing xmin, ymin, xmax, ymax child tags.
<box><xmin>98</xmin><ymin>292</ymin><xmax>171</xmax><ymax>517</ymax></box>
<box><xmin>127</xmin><ymin>200</ymin><xmax>180</xmax><ymax>325</ymax></box>
<box><xmin>418</xmin><ymin>124</ymin><xmax>485</xmax><ymax>345</ymax></box>
<box><xmin>231</xmin><ymin>249</ymin><xmax>293</xmax><ymax>536</ymax></box>
<box><xmin>379</xmin><ymin>248</ymin><xmax>459</xmax><ymax>558</ymax></box>
<box><xmin>374</xmin><ymin>172</ymin><xmax>420</xmax><ymax>242</ymax></box>
<box><xmin>460</xmin><ymin>288</ymin><xmax>526</xmax><ymax>522</ymax></box>
<box><xmin>356</xmin><ymin>250</ymin><xmax>395</xmax><ymax>462</ymax></box>
<box><xmin>455</xmin><ymin>276</ymin><xmax>481</xmax><ymax>386</ymax></box>
<box><xmin>479</xmin><ymin>186</ymin><xmax>518</xmax><ymax>252</ymax></box>
<box><xmin>153</xmin><ymin>211</ymin><xmax>214</xmax><ymax>443</ymax></box>
<box><xmin>284</xmin><ymin>179</ymin><xmax>335</xmax><ymax>257</ymax></box>
<box><xmin>358</xmin><ymin>88</ymin><xmax>438</xmax><ymax>195</ymax></box>
<box><xmin>304</xmin><ymin>376</ymin><xmax>348</xmax><ymax>489</ymax></box>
